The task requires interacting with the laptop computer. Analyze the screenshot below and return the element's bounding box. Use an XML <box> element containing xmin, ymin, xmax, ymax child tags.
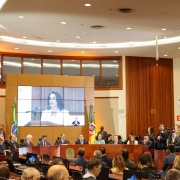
<box><xmin>26</xmin><ymin>153</ymin><xmax>38</xmax><ymax>167</ymax></box>
<box><xmin>123</xmin><ymin>170</ymin><xmax>142</xmax><ymax>180</ymax></box>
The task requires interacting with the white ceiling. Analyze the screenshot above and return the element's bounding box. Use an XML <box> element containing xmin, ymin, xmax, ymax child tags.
<box><xmin>0</xmin><ymin>0</ymin><xmax>180</xmax><ymax>58</ymax></box>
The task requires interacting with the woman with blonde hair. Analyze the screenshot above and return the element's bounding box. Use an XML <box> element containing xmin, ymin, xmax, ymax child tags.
<box><xmin>111</xmin><ymin>155</ymin><xmax>128</xmax><ymax>174</ymax></box>
<box><xmin>173</xmin><ymin>156</ymin><xmax>180</xmax><ymax>170</ymax></box>
<box><xmin>143</xmin><ymin>151</ymin><xmax>156</xmax><ymax>171</ymax></box>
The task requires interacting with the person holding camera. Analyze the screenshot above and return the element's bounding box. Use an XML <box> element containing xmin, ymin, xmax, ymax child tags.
<box><xmin>155</xmin><ymin>124</ymin><xmax>168</xmax><ymax>150</ymax></box>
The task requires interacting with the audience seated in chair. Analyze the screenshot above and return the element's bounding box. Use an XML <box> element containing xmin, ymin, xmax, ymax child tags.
<box><xmin>137</xmin><ymin>155</ymin><xmax>157</xmax><ymax>179</ymax></box>
<box><xmin>157</xmin><ymin>144</ymin><xmax>176</xmax><ymax>179</ymax></box>
<box><xmin>93</xmin><ymin>150</ymin><xmax>107</xmax><ymax>167</ymax></box>
<box><xmin>165</xmin><ymin>169</ymin><xmax>180</xmax><ymax>180</ymax></box>
<box><xmin>69</xmin><ymin>148</ymin><xmax>88</xmax><ymax>166</ymax></box>
<box><xmin>143</xmin><ymin>151</ymin><xmax>156</xmax><ymax>171</ymax></box>
<box><xmin>21</xmin><ymin>167</ymin><xmax>40</xmax><ymax>180</ymax></box>
<box><xmin>111</xmin><ymin>155</ymin><xmax>128</xmax><ymax>174</ymax></box>
<box><xmin>99</xmin><ymin>147</ymin><xmax>112</xmax><ymax>168</ymax></box>
<box><xmin>121</xmin><ymin>148</ymin><xmax>136</xmax><ymax>170</ymax></box>
<box><xmin>83</xmin><ymin>157</ymin><xmax>102</xmax><ymax>180</ymax></box>
<box><xmin>0</xmin><ymin>164</ymin><xmax>9</xmax><ymax>180</ymax></box>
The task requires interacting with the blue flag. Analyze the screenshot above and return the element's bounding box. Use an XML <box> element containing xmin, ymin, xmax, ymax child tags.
<box><xmin>11</xmin><ymin>103</ymin><xmax>18</xmax><ymax>136</ymax></box>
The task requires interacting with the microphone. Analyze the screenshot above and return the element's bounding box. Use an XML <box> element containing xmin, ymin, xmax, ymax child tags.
<box><xmin>41</xmin><ymin>105</ymin><xmax>51</xmax><ymax>111</ymax></box>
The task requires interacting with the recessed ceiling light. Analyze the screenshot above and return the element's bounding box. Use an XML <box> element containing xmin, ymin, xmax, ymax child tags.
<box><xmin>178</xmin><ymin>47</ymin><xmax>180</xmax><ymax>49</ymax></box>
<box><xmin>164</xmin><ymin>36</ymin><xmax>167</xmax><ymax>38</ymax></box>
<box><xmin>161</xmin><ymin>28</ymin><xmax>166</xmax><ymax>31</ymax></box>
<box><xmin>0</xmin><ymin>0</ymin><xmax>7</xmax><ymax>9</ymax></box>
<box><xmin>56</xmin><ymin>40</ymin><xmax>60</xmax><ymax>42</ymax></box>
<box><xmin>129</xmin><ymin>40</ymin><xmax>133</xmax><ymax>42</ymax></box>
<box><xmin>23</xmin><ymin>36</ymin><xmax>27</xmax><ymax>39</ymax></box>
<box><xmin>48</xmin><ymin>50</ymin><xmax>52</xmax><ymax>52</ymax></box>
<box><xmin>126</xmin><ymin>27</ymin><xmax>132</xmax><ymax>30</ymax></box>
<box><xmin>84</xmin><ymin>4</ymin><xmax>91</xmax><ymax>6</ymax></box>
<box><xmin>72</xmin><ymin>60</ymin><xmax>75</xmax><ymax>61</ymax></box>
<box><xmin>116</xmin><ymin>75</ymin><xmax>118</xmax><ymax>76</ymax></box>
<box><xmin>61</xmin><ymin>22</ymin><xmax>66</xmax><ymax>24</ymax></box>
<box><xmin>114</xmin><ymin>51</ymin><xmax>119</xmax><ymax>53</ymax></box>
<box><xmin>19</xmin><ymin>16</ymin><xmax>24</xmax><ymax>18</ymax></box>
<box><xmin>164</xmin><ymin>54</ymin><xmax>168</xmax><ymax>56</ymax></box>
<box><xmin>92</xmin><ymin>41</ymin><xmax>96</xmax><ymax>44</ymax></box>
<box><xmin>76</xmin><ymin>36</ymin><xmax>80</xmax><ymax>38</ymax></box>
<box><xmin>113</xmin><ymin>61</ymin><xmax>117</xmax><ymax>62</ymax></box>
<box><xmin>81</xmin><ymin>51</ymin><xmax>85</xmax><ymax>53</ymax></box>
<box><xmin>65</xmin><ymin>75</ymin><xmax>68</xmax><ymax>76</ymax></box>
<box><xmin>31</xmin><ymin>59</ymin><xmax>34</xmax><ymax>61</ymax></box>
<box><xmin>93</xmin><ymin>75</ymin><xmax>95</xmax><ymax>76</ymax></box>
<box><xmin>107</xmin><ymin>83</ymin><xmax>110</xmax><ymax>84</ymax></box>
<box><xmin>14</xmin><ymin>48</ymin><xmax>18</xmax><ymax>50</ymax></box>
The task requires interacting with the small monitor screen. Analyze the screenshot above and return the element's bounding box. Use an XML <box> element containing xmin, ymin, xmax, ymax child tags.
<box><xmin>18</xmin><ymin>86</ymin><xmax>85</xmax><ymax>126</ymax></box>
<box><xmin>26</xmin><ymin>153</ymin><xmax>38</xmax><ymax>164</ymax></box>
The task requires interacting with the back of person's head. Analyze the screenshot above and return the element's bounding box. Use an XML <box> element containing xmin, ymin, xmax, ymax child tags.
<box><xmin>77</xmin><ymin>148</ymin><xmax>85</xmax><ymax>157</ymax></box>
<box><xmin>87</xmin><ymin>157</ymin><xmax>102</xmax><ymax>170</ymax></box>
<box><xmin>121</xmin><ymin>149</ymin><xmax>129</xmax><ymax>160</ymax></box>
<box><xmin>112</xmin><ymin>155</ymin><xmax>126</xmax><ymax>172</ymax></box>
<box><xmin>143</xmin><ymin>152</ymin><xmax>153</xmax><ymax>166</ymax></box>
<box><xmin>168</xmin><ymin>144</ymin><xmax>175</xmax><ymax>153</ymax></box>
<box><xmin>99</xmin><ymin>147</ymin><xmax>106</xmax><ymax>155</ymax></box>
<box><xmin>138</xmin><ymin>156</ymin><xmax>147</xmax><ymax>166</ymax></box>
<box><xmin>93</xmin><ymin>150</ymin><xmax>102</xmax><ymax>159</ymax></box>
<box><xmin>0</xmin><ymin>164</ymin><xmax>10</xmax><ymax>179</ymax></box>
<box><xmin>47</xmin><ymin>165</ymin><xmax>69</xmax><ymax>180</ymax></box>
<box><xmin>173</xmin><ymin>156</ymin><xmax>180</xmax><ymax>170</ymax></box>
<box><xmin>165</xmin><ymin>169</ymin><xmax>180</xmax><ymax>180</ymax></box>
<box><xmin>52</xmin><ymin>158</ymin><xmax>64</xmax><ymax>166</ymax></box>
<box><xmin>21</xmin><ymin>167</ymin><xmax>40</xmax><ymax>180</ymax></box>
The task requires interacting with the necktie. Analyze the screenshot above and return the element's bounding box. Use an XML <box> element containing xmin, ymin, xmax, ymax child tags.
<box><xmin>81</xmin><ymin>140</ymin><xmax>83</xmax><ymax>144</ymax></box>
<box><xmin>13</xmin><ymin>143</ymin><xmax>16</xmax><ymax>149</ymax></box>
<box><xmin>44</xmin><ymin>141</ymin><xmax>46</xmax><ymax>146</ymax></box>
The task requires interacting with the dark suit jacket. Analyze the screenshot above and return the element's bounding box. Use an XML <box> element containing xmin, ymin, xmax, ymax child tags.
<box><xmin>97</xmin><ymin>131</ymin><xmax>107</xmax><ymax>140</ymax></box>
<box><xmin>124</xmin><ymin>159</ymin><xmax>136</xmax><ymax>170</ymax></box>
<box><xmin>101</xmin><ymin>155</ymin><xmax>112</xmax><ymax>168</ymax></box>
<box><xmin>168</xmin><ymin>136</ymin><xmax>180</xmax><ymax>146</ymax></box>
<box><xmin>75</xmin><ymin>139</ymin><xmax>89</xmax><ymax>144</ymax></box>
<box><xmin>144</xmin><ymin>140</ymin><xmax>153</xmax><ymax>149</ymax></box>
<box><xmin>141</xmin><ymin>167</ymin><xmax>157</xmax><ymax>179</ymax></box>
<box><xmin>55</xmin><ymin>139</ymin><xmax>70</xmax><ymax>145</ymax></box>
<box><xmin>37</xmin><ymin>140</ymin><xmax>51</xmax><ymax>146</ymax></box>
<box><xmin>22</xmin><ymin>140</ymin><xmax>34</xmax><ymax>147</ymax></box>
<box><xmin>0</xmin><ymin>144</ymin><xmax>6</xmax><ymax>155</ymax></box>
<box><xmin>69</xmin><ymin>156</ymin><xmax>88</xmax><ymax>166</ymax></box>
<box><xmin>6</xmin><ymin>140</ymin><xmax>19</xmax><ymax>150</ymax></box>
<box><xmin>155</xmin><ymin>131</ymin><xmax>168</xmax><ymax>150</ymax></box>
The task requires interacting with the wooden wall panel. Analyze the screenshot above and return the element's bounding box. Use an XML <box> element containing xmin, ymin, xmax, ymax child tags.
<box><xmin>126</xmin><ymin>56</ymin><xmax>174</xmax><ymax>137</ymax></box>
<box><xmin>5</xmin><ymin>74</ymin><xmax>93</xmax><ymax>144</ymax></box>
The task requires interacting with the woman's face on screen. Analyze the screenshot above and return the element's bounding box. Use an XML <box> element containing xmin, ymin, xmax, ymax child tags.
<box><xmin>49</xmin><ymin>93</ymin><xmax>58</xmax><ymax>108</ymax></box>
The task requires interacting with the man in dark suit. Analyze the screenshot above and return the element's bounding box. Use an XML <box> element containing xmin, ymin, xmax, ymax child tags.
<box><xmin>22</xmin><ymin>134</ymin><xmax>34</xmax><ymax>147</ymax></box>
<box><xmin>99</xmin><ymin>147</ymin><xmax>112</xmax><ymax>168</ymax></box>
<box><xmin>6</xmin><ymin>134</ymin><xmax>19</xmax><ymax>150</ymax></box>
<box><xmin>157</xmin><ymin>144</ymin><xmax>177</xmax><ymax>179</ymax></box>
<box><xmin>167</xmin><ymin>130</ymin><xmax>180</xmax><ymax>146</ymax></box>
<box><xmin>155</xmin><ymin>123</ymin><xmax>168</xmax><ymax>150</ymax></box>
<box><xmin>55</xmin><ymin>133</ymin><xmax>70</xmax><ymax>145</ymax></box>
<box><xmin>121</xmin><ymin>148</ymin><xmax>136</xmax><ymax>170</ymax></box>
<box><xmin>75</xmin><ymin>134</ymin><xmax>89</xmax><ymax>144</ymax></box>
<box><xmin>143</xmin><ymin>135</ymin><xmax>153</xmax><ymax>149</ymax></box>
<box><xmin>97</xmin><ymin>126</ymin><xmax>107</xmax><ymax>140</ymax></box>
<box><xmin>37</xmin><ymin>135</ymin><xmax>51</xmax><ymax>146</ymax></box>
<box><xmin>0</xmin><ymin>137</ymin><xmax>10</xmax><ymax>155</ymax></box>
<box><xmin>111</xmin><ymin>135</ymin><xmax>123</xmax><ymax>144</ymax></box>
<box><xmin>69</xmin><ymin>148</ymin><xmax>88</xmax><ymax>166</ymax></box>
<box><xmin>137</xmin><ymin>155</ymin><xmax>157</xmax><ymax>179</ymax></box>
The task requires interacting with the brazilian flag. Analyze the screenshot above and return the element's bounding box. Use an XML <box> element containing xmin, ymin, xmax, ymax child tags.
<box><xmin>11</xmin><ymin>103</ymin><xmax>18</xmax><ymax>136</ymax></box>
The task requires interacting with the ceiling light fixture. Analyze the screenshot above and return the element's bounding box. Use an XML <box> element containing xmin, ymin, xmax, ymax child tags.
<box><xmin>126</xmin><ymin>27</ymin><xmax>132</xmax><ymax>30</ymax></box>
<box><xmin>84</xmin><ymin>4</ymin><xmax>91</xmax><ymax>6</ymax></box>
<box><xmin>178</xmin><ymin>47</ymin><xmax>180</xmax><ymax>49</ymax></box>
<box><xmin>14</xmin><ymin>48</ymin><xmax>19</xmax><ymax>50</ymax></box>
<box><xmin>23</xmin><ymin>36</ymin><xmax>27</xmax><ymax>39</ymax></box>
<box><xmin>48</xmin><ymin>50</ymin><xmax>52</xmax><ymax>52</ymax></box>
<box><xmin>31</xmin><ymin>59</ymin><xmax>34</xmax><ymax>61</ymax></box>
<box><xmin>114</xmin><ymin>51</ymin><xmax>119</xmax><ymax>53</ymax></box>
<box><xmin>76</xmin><ymin>36</ymin><xmax>80</xmax><ymax>38</ymax></box>
<box><xmin>92</xmin><ymin>41</ymin><xmax>96</xmax><ymax>44</ymax></box>
<box><xmin>161</xmin><ymin>12</ymin><xmax>167</xmax><ymax>15</ymax></box>
<box><xmin>93</xmin><ymin>75</ymin><xmax>95</xmax><ymax>76</ymax></box>
<box><xmin>164</xmin><ymin>54</ymin><xmax>168</xmax><ymax>56</ymax></box>
<box><xmin>162</xmin><ymin>28</ymin><xmax>166</xmax><ymax>31</ymax></box>
<box><xmin>19</xmin><ymin>16</ymin><xmax>24</xmax><ymax>18</ymax></box>
<box><xmin>72</xmin><ymin>60</ymin><xmax>75</xmax><ymax>61</ymax></box>
<box><xmin>81</xmin><ymin>51</ymin><xmax>85</xmax><ymax>53</ymax></box>
<box><xmin>0</xmin><ymin>0</ymin><xmax>7</xmax><ymax>9</ymax></box>
<box><xmin>61</xmin><ymin>22</ymin><xmax>66</xmax><ymax>24</ymax></box>
<box><xmin>56</xmin><ymin>40</ymin><xmax>60</xmax><ymax>42</ymax></box>
<box><xmin>113</xmin><ymin>61</ymin><xmax>117</xmax><ymax>62</ymax></box>
<box><xmin>116</xmin><ymin>75</ymin><xmax>118</xmax><ymax>76</ymax></box>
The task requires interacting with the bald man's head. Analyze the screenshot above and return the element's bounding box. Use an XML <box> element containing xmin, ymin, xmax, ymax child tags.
<box><xmin>47</xmin><ymin>165</ymin><xmax>69</xmax><ymax>180</ymax></box>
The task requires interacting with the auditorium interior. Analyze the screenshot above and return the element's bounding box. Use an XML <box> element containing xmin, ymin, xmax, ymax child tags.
<box><xmin>0</xmin><ymin>1</ymin><xmax>180</xmax><ymax>179</ymax></box>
